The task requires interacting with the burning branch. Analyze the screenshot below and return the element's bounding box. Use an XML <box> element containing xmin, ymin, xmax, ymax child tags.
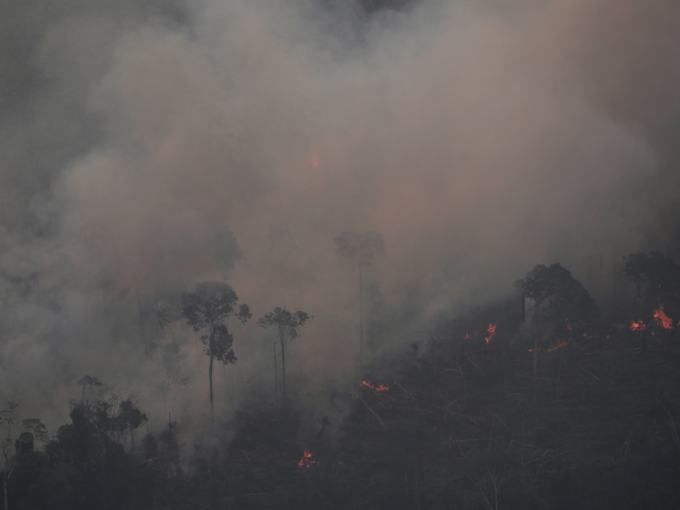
<box><xmin>653</xmin><ymin>301</ymin><xmax>674</xmax><ymax>329</ymax></box>
<box><xmin>298</xmin><ymin>448</ymin><xmax>316</xmax><ymax>468</ymax></box>
<box><xmin>362</xmin><ymin>381</ymin><xmax>389</xmax><ymax>391</ymax></box>
<box><xmin>485</xmin><ymin>324</ymin><xmax>497</xmax><ymax>344</ymax></box>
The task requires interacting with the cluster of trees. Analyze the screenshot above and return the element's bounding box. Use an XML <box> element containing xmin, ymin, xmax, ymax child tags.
<box><xmin>0</xmin><ymin>384</ymin><xmax>159</xmax><ymax>510</ymax></box>
<box><xmin>180</xmin><ymin>230</ymin><xmax>385</xmax><ymax>417</ymax></box>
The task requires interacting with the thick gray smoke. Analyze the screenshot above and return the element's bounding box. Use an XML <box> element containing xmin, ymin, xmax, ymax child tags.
<box><xmin>1</xmin><ymin>0</ymin><xmax>679</xmax><ymax>440</ymax></box>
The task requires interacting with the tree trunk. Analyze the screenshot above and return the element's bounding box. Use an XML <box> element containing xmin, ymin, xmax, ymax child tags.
<box><xmin>532</xmin><ymin>326</ymin><xmax>538</xmax><ymax>404</ymax></box>
<box><xmin>280</xmin><ymin>335</ymin><xmax>287</xmax><ymax>407</ymax></box>
<box><xmin>209</xmin><ymin>351</ymin><xmax>215</xmax><ymax>421</ymax></box>
<box><xmin>359</xmin><ymin>264</ymin><xmax>364</xmax><ymax>369</ymax></box>
<box><xmin>3</xmin><ymin>468</ymin><xmax>8</xmax><ymax>510</ymax></box>
<box><xmin>274</xmin><ymin>342</ymin><xmax>278</xmax><ymax>407</ymax></box>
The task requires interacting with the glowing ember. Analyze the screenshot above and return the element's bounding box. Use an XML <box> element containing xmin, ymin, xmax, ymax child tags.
<box><xmin>566</xmin><ymin>322</ymin><xmax>573</xmax><ymax>331</ymax></box>
<box><xmin>465</xmin><ymin>333</ymin><xmax>470</xmax><ymax>340</ymax></box>
<box><xmin>630</xmin><ymin>320</ymin><xmax>646</xmax><ymax>331</ymax></box>
<box><xmin>485</xmin><ymin>323</ymin><xmax>497</xmax><ymax>344</ymax></box>
<box><xmin>546</xmin><ymin>341</ymin><xmax>568</xmax><ymax>352</ymax></box>
<box><xmin>298</xmin><ymin>448</ymin><xmax>316</xmax><ymax>468</ymax></box>
<box><xmin>362</xmin><ymin>381</ymin><xmax>389</xmax><ymax>391</ymax></box>
<box><xmin>654</xmin><ymin>302</ymin><xmax>674</xmax><ymax>329</ymax></box>
<box><xmin>310</xmin><ymin>154</ymin><xmax>320</xmax><ymax>168</ymax></box>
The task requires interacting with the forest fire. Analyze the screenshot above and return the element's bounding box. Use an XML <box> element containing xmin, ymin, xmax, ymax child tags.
<box><xmin>630</xmin><ymin>320</ymin><xmax>646</xmax><ymax>331</ymax></box>
<box><xmin>529</xmin><ymin>340</ymin><xmax>568</xmax><ymax>353</ymax></box>
<box><xmin>653</xmin><ymin>302</ymin><xmax>674</xmax><ymax>329</ymax></box>
<box><xmin>298</xmin><ymin>448</ymin><xmax>315</xmax><ymax>468</ymax></box>
<box><xmin>362</xmin><ymin>381</ymin><xmax>389</xmax><ymax>391</ymax></box>
<box><xmin>485</xmin><ymin>323</ymin><xmax>497</xmax><ymax>344</ymax></box>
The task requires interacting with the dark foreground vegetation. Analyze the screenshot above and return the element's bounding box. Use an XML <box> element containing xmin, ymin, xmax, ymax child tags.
<box><xmin>3</xmin><ymin>252</ymin><xmax>680</xmax><ymax>509</ymax></box>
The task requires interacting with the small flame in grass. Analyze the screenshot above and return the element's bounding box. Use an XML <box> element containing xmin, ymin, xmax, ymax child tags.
<box><xmin>465</xmin><ymin>333</ymin><xmax>470</xmax><ymax>340</ymax></box>
<box><xmin>567</xmin><ymin>323</ymin><xmax>573</xmax><ymax>331</ymax></box>
<box><xmin>546</xmin><ymin>341</ymin><xmax>568</xmax><ymax>352</ymax></box>
<box><xmin>630</xmin><ymin>320</ymin><xmax>646</xmax><ymax>331</ymax></box>
<box><xmin>530</xmin><ymin>341</ymin><xmax>568</xmax><ymax>353</ymax></box>
<box><xmin>654</xmin><ymin>302</ymin><xmax>674</xmax><ymax>329</ymax></box>
<box><xmin>485</xmin><ymin>324</ymin><xmax>497</xmax><ymax>344</ymax></box>
<box><xmin>362</xmin><ymin>381</ymin><xmax>389</xmax><ymax>391</ymax></box>
<box><xmin>298</xmin><ymin>448</ymin><xmax>316</xmax><ymax>468</ymax></box>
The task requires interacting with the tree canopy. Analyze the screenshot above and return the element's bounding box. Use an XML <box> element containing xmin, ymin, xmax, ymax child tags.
<box><xmin>257</xmin><ymin>307</ymin><xmax>311</xmax><ymax>406</ymax></box>
<box><xmin>516</xmin><ymin>263</ymin><xmax>599</xmax><ymax>330</ymax></box>
<box><xmin>334</xmin><ymin>231</ymin><xmax>385</xmax><ymax>268</ymax></box>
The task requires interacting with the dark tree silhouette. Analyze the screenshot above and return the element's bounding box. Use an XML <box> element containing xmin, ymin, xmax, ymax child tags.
<box><xmin>77</xmin><ymin>375</ymin><xmax>103</xmax><ymax>405</ymax></box>
<box><xmin>623</xmin><ymin>251</ymin><xmax>680</xmax><ymax>317</ymax></box>
<box><xmin>1</xmin><ymin>403</ymin><xmax>48</xmax><ymax>510</ymax></box>
<box><xmin>517</xmin><ymin>263</ymin><xmax>599</xmax><ymax>329</ymax></box>
<box><xmin>257</xmin><ymin>307</ymin><xmax>312</xmax><ymax>406</ymax></box>
<box><xmin>117</xmin><ymin>400</ymin><xmax>147</xmax><ymax>455</ymax></box>
<box><xmin>516</xmin><ymin>263</ymin><xmax>599</xmax><ymax>400</ymax></box>
<box><xmin>334</xmin><ymin>231</ymin><xmax>384</xmax><ymax>367</ymax></box>
<box><xmin>182</xmin><ymin>282</ymin><xmax>251</xmax><ymax>419</ymax></box>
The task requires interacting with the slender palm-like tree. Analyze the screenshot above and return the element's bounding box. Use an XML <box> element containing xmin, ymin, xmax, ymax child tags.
<box><xmin>257</xmin><ymin>307</ymin><xmax>311</xmax><ymax>406</ymax></box>
<box><xmin>182</xmin><ymin>282</ymin><xmax>251</xmax><ymax>419</ymax></box>
<box><xmin>334</xmin><ymin>231</ymin><xmax>384</xmax><ymax>367</ymax></box>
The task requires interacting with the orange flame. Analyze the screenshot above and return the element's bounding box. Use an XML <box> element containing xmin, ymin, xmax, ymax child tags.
<box><xmin>485</xmin><ymin>323</ymin><xmax>497</xmax><ymax>344</ymax></box>
<box><xmin>465</xmin><ymin>333</ymin><xmax>470</xmax><ymax>340</ymax></box>
<box><xmin>546</xmin><ymin>341</ymin><xmax>568</xmax><ymax>352</ymax></box>
<box><xmin>310</xmin><ymin>154</ymin><xmax>320</xmax><ymax>168</ymax></box>
<box><xmin>566</xmin><ymin>323</ymin><xmax>573</xmax><ymax>331</ymax></box>
<box><xmin>654</xmin><ymin>302</ymin><xmax>674</xmax><ymax>329</ymax></box>
<box><xmin>298</xmin><ymin>448</ymin><xmax>316</xmax><ymax>468</ymax></box>
<box><xmin>362</xmin><ymin>381</ymin><xmax>389</xmax><ymax>391</ymax></box>
<box><xmin>630</xmin><ymin>320</ymin><xmax>646</xmax><ymax>331</ymax></box>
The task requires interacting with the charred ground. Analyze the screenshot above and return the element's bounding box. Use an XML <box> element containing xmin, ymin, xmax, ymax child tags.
<box><xmin>4</xmin><ymin>257</ymin><xmax>680</xmax><ymax>510</ymax></box>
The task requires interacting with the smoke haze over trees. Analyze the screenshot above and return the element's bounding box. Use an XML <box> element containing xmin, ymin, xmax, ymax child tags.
<box><xmin>1</xmin><ymin>0</ymin><xmax>680</xmax><ymax>475</ymax></box>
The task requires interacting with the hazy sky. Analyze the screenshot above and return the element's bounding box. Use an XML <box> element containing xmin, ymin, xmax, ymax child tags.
<box><xmin>1</xmin><ymin>0</ymin><xmax>679</xmax><ymax>438</ymax></box>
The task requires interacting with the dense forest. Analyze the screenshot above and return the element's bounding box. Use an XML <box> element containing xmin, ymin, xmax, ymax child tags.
<box><xmin>3</xmin><ymin>251</ymin><xmax>680</xmax><ymax>510</ymax></box>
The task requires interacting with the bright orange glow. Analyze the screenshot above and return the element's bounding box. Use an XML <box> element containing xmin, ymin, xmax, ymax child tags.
<box><xmin>298</xmin><ymin>448</ymin><xmax>316</xmax><ymax>468</ymax></box>
<box><xmin>310</xmin><ymin>155</ymin><xmax>320</xmax><ymax>168</ymax></box>
<box><xmin>485</xmin><ymin>323</ymin><xmax>497</xmax><ymax>344</ymax></box>
<box><xmin>630</xmin><ymin>320</ymin><xmax>646</xmax><ymax>331</ymax></box>
<box><xmin>465</xmin><ymin>333</ymin><xmax>470</xmax><ymax>340</ymax></box>
<box><xmin>362</xmin><ymin>381</ymin><xmax>389</xmax><ymax>391</ymax></box>
<box><xmin>654</xmin><ymin>302</ymin><xmax>674</xmax><ymax>329</ymax></box>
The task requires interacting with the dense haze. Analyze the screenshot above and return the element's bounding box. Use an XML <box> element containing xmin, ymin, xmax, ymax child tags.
<box><xmin>1</xmin><ymin>0</ymin><xmax>680</xmax><ymax>443</ymax></box>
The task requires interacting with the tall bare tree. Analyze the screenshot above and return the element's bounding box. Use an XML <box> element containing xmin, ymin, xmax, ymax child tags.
<box><xmin>182</xmin><ymin>282</ymin><xmax>251</xmax><ymax>419</ymax></box>
<box><xmin>257</xmin><ymin>307</ymin><xmax>311</xmax><ymax>406</ymax></box>
<box><xmin>334</xmin><ymin>231</ymin><xmax>384</xmax><ymax>367</ymax></box>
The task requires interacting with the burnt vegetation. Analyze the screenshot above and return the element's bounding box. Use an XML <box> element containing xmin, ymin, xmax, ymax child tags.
<box><xmin>3</xmin><ymin>252</ymin><xmax>680</xmax><ymax>510</ymax></box>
